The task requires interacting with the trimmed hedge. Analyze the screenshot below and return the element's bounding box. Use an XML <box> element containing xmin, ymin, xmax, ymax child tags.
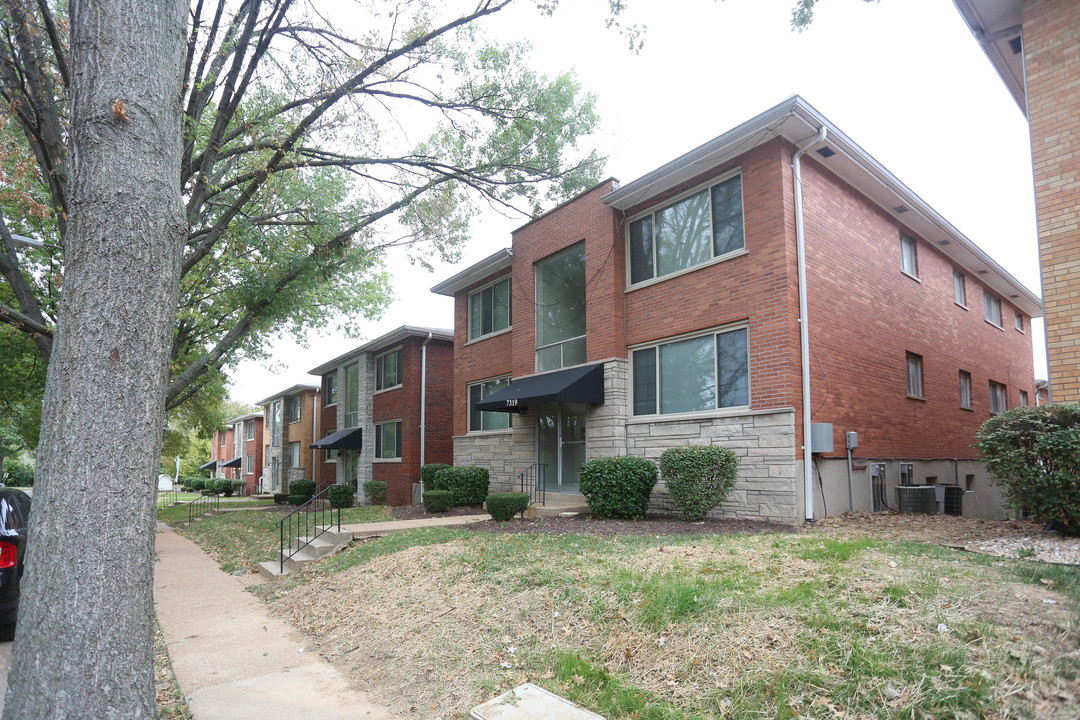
<box><xmin>422</xmin><ymin>489</ymin><xmax>454</xmax><ymax>513</ymax></box>
<box><xmin>433</xmin><ymin>466</ymin><xmax>490</xmax><ymax>506</ymax></box>
<box><xmin>976</xmin><ymin>404</ymin><xmax>1080</xmax><ymax>535</ymax></box>
<box><xmin>189</xmin><ymin>478</ymin><xmax>207</xmax><ymax>491</ymax></box>
<box><xmin>273</xmin><ymin>493</ymin><xmax>290</xmax><ymax>504</ymax></box>
<box><xmin>579</xmin><ymin>456</ymin><xmax>658</xmax><ymax>519</ymax></box>
<box><xmin>421</xmin><ymin>463</ymin><xmax>452</xmax><ymax>490</ymax></box>
<box><xmin>201</xmin><ymin>489</ymin><xmax>217</xmax><ymax>496</ymax></box>
<box><xmin>362</xmin><ymin>480</ymin><xmax>388</xmax><ymax>505</ymax></box>
<box><xmin>212</xmin><ymin>478</ymin><xmax>231</xmax><ymax>495</ymax></box>
<box><xmin>659</xmin><ymin>445</ymin><xmax>739</xmax><ymax>521</ymax></box>
<box><xmin>287</xmin><ymin>494</ymin><xmax>309</xmax><ymax>506</ymax></box>
<box><xmin>328</xmin><ymin>484</ymin><xmax>355</xmax><ymax>508</ymax></box>
<box><xmin>230</xmin><ymin>479</ymin><xmax>246</xmax><ymax>496</ymax></box>
<box><xmin>289</xmin><ymin>479</ymin><xmax>316</xmax><ymax>500</ymax></box>
<box><xmin>487</xmin><ymin>492</ymin><xmax>529</xmax><ymax>521</ymax></box>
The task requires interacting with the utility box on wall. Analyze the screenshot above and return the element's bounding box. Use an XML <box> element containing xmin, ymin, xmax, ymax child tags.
<box><xmin>810</xmin><ymin>423</ymin><xmax>834</xmax><ymax>453</ymax></box>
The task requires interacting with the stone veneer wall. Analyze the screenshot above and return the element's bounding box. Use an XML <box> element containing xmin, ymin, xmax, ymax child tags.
<box><xmin>625</xmin><ymin>409</ymin><xmax>798</xmax><ymax>525</ymax></box>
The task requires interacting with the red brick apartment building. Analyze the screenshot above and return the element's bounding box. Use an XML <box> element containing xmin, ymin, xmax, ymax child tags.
<box><xmin>206</xmin><ymin>425</ymin><xmax>236</xmax><ymax>479</ymax></box>
<box><xmin>256</xmin><ymin>384</ymin><xmax>320</xmax><ymax>495</ymax></box>
<box><xmin>953</xmin><ymin>0</ymin><xmax>1080</xmax><ymax>402</ymax></box>
<box><xmin>206</xmin><ymin>414</ymin><xmax>264</xmax><ymax>494</ymax></box>
<box><xmin>432</xmin><ymin>97</ymin><xmax>1040</xmax><ymax>524</ymax></box>
<box><xmin>307</xmin><ymin>326</ymin><xmax>454</xmax><ymax>506</ymax></box>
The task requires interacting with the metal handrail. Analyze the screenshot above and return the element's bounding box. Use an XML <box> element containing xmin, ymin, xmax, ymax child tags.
<box><xmin>518</xmin><ymin>463</ymin><xmax>547</xmax><ymax>509</ymax></box>
<box><xmin>279</xmin><ymin>486</ymin><xmax>341</xmax><ymax>574</ymax></box>
<box><xmin>186</xmin><ymin>492</ymin><xmax>220</xmax><ymax>524</ymax></box>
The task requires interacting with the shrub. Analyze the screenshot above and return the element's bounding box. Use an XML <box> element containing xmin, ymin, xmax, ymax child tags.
<box><xmin>976</xmin><ymin>404</ymin><xmax>1080</xmax><ymax>535</ymax></box>
<box><xmin>230</xmin><ymin>479</ymin><xmax>246</xmax><ymax>496</ymax></box>
<box><xmin>287</xmin><ymin>494</ymin><xmax>309</xmax><ymax>506</ymax></box>
<box><xmin>289</xmin><ymin>479</ymin><xmax>316</xmax><ymax>500</ymax></box>
<box><xmin>213</xmin><ymin>478</ymin><xmax>231</xmax><ymax>495</ymax></box>
<box><xmin>362</xmin><ymin>480</ymin><xmax>388</xmax><ymax>505</ymax></box>
<box><xmin>273</xmin><ymin>493</ymin><xmax>290</xmax><ymax>504</ymax></box>
<box><xmin>201</xmin><ymin>489</ymin><xmax>216</xmax><ymax>496</ymax></box>
<box><xmin>189</xmin><ymin>478</ymin><xmax>207</xmax><ymax>491</ymax></box>
<box><xmin>422</xmin><ymin>489</ymin><xmax>454</xmax><ymax>513</ymax></box>
<box><xmin>659</xmin><ymin>445</ymin><xmax>739</xmax><ymax>521</ymax></box>
<box><xmin>487</xmin><ymin>492</ymin><xmax>529</xmax><ymax>521</ymax></box>
<box><xmin>433</xmin><ymin>466</ymin><xmax>489</xmax><ymax>506</ymax></box>
<box><xmin>328</xmin><ymin>484</ymin><xmax>355</xmax><ymax>508</ymax></box>
<box><xmin>421</xmin><ymin>463</ymin><xmax>452</xmax><ymax>490</ymax></box>
<box><xmin>579</xmin><ymin>456</ymin><xmax>658</xmax><ymax>519</ymax></box>
<box><xmin>2</xmin><ymin>460</ymin><xmax>34</xmax><ymax>487</ymax></box>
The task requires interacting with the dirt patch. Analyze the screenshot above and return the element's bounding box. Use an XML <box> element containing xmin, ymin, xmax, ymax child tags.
<box><xmin>388</xmin><ymin>504</ymin><xmax>487</xmax><ymax>521</ymax></box>
<box><xmin>457</xmin><ymin>513</ymin><xmax>795</xmax><ymax>537</ymax></box>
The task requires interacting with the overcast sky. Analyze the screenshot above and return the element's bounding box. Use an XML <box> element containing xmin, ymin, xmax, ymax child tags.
<box><xmin>226</xmin><ymin>0</ymin><xmax>1043</xmax><ymax>406</ymax></box>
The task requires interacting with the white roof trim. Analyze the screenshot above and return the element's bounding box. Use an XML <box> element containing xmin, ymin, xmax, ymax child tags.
<box><xmin>307</xmin><ymin>325</ymin><xmax>453</xmax><ymax>375</ymax></box>
<box><xmin>430</xmin><ymin>248</ymin><xmax>512</xmax><ymax>297</ymax></box>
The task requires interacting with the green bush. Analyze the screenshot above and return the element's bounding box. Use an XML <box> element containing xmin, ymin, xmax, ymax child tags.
<box><xmin>230</xmin><ymin>479</ymin><xmax>246</xmax><ymax>496</ymax></box>
<box><xmin>289</xmin><ymin>479</ymin><xmax>316</xmax><ymax>499</ymax></box>
<box><xmin>433</xmin><ymin>466</ymin><xmax>490</xmax><ymax>506</ymax></box>
<box><xmin>201</xmin><ymin>489</ymin><xmax>216</xmax><ymax>496</ymax></box>
<box><xmin>273</xmin><ymin>493</ymin><xmax>290</xmax><ymax>504</ymax></box>
<box><xmin>328</xmin><ymin>484</ymin><xmax>355</xmax><ymax>508</ymax></box>
<box><xmin>287</xmin><ymin>494</ymin><xmax>309</xmax><ymax>506</ymax></box>
<box><xmin>189</xmin><ymin>478</ymin><xmax>207</xmax><ymax>491</ymax></box>
<box><xmin>579</xmin><ymin>456</ymin><xmax>658</xmax><ymax>519</ymax></box>
<box><xmin>976</xmin><ymin>404</ymin><xmax>1080</xmax><ymax>535</ymax></box>
<box><xmin>362</xmin><ymin>480</ymin><xmax>388</xmax><ymax>505</ymax></box>
<box><xmin>1</xmin><ymin>459</ymin><xmax>34</xmax><ymax>487</ymax></box>
<box><xmin>486</xmin><ymin>492</ymin><xmax>529</xmax><ymax>521</ymax></box>
<box><xmin>422</xmin><ymin>489</ymin><xmax>454</xmax><ymax>513</ymax></box>
<box><xmin>421</xmin><ymin>463</ymin><xmax>452</xmax><ymax>490</ymax></box>
<box><xmin>212</xmin><ymin>478</ymin><xmax>231</xmax><ymax>495</ymax></box>
<box><xmin>659</xmin><ymin>445</ymin><xmax>739</xmax><ymax>521</ymax></box>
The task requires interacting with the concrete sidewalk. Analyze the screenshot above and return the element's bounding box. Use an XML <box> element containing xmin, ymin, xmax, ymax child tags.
<box><xmin>340</xmin><ymin>513</ymin><xmax>488</xmax><ymax>537</ymax></box>
<box><xmin>154</xmin><ymin>524</ymin><xmax>390</xmax><ymax>720</ymax></box>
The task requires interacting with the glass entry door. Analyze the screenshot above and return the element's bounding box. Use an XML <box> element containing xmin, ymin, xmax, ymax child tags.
<box><xmin>536</xmin><ymin>402</ymin><xmax>586</xmax><ymax>493</ymax></box>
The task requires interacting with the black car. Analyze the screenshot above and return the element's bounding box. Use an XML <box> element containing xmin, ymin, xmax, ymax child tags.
<box><xmin>0</xmin><ymin>487</ymin><xmax>30</xmax><ymax>641</ymax></box>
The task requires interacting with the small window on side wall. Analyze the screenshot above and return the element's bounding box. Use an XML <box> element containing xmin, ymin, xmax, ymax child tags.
<box><xmin>959</xmin><ymin>370</ymin><xmax>971</xmax><ymax>409</ymax></box>
<box><xmin>1019</xmin><ymin>390</ymin><xmax>1029</xmax><ymax>407</ymax></box>
<box><xmin>984</xmin><ymin>291</ymin><xmax>1002</xmax><ymax>327</ymax></box>
<box><xmin>905</xmin><ymin>352</ymin><xmax>923</xmax><ymax>398</ymax></box>
<box><xmin>953</xmin><ymin>270</ymin><xmax>966</xmax><ymax>306</ymax></box>
<box><xmin>900</xmin><ymin>234</ymin><xmax>918</xmax><ymax>278</ymax></box>
<box><xmin>1014</xmin><ymin>312</ymin><xmax>1024</xmax><ymax>332</ymax></box>
<box><xmin>989</xmin><ymin>381</ymin><xmax>1007</xmax><ymax>414</ymax></box>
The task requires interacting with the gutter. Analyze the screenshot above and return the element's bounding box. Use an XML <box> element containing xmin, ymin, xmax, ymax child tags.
<box><xmin>793</xmin><ymin>126</ymin><xmax>827</xmax><ymax>522</ymax></box>
<box><xmin>419</xmin><ymin>332</ymin><xmax>433</xmax><ymax>493</ymax></box>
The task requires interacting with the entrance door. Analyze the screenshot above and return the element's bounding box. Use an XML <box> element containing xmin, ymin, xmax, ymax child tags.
<box><xmin>536</xmin><ymin>402</ymin><xmax>586</xmax><ymax>493</ymax></box>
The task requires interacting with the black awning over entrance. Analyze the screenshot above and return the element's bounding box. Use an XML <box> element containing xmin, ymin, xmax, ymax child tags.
<box><xmin>199</xmin><ymin>460</ymin><xmax>217</xmax><ymax>470</ymax></box>
<box><xmin>222</xmin><ymin>456</ymin><xmax>242</xmax><ymax>468</ymax></box>
<box><xmin>310</xmin><ymin>427</ymin><xmax>363</xmax><ymax>450</ymax></box>
<box><xmin>475</xmin><ymin>363</ymin><xmax>605</xmax><ymax>413</ymax></box>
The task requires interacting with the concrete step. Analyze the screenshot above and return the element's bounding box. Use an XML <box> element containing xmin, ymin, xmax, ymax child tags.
<box><xmin>525</xmin><ymin>492</ymin><xmax>590</xmax><ymax>518</ymax></box>
<box><xmin>471</xmin><ymin>683</ymin><xmax>603</xmax><ymax>719</ymax></box>
<box><xmin>257</xmin><ymin>528</ymin><xmax>353</xmax><ymax>579</ymax></box>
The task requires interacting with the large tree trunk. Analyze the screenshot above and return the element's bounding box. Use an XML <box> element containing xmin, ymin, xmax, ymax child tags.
<box><xmin>3</xmin><ymin>1</ymin><xmax>186</xmax><ymax>718</ymax></box>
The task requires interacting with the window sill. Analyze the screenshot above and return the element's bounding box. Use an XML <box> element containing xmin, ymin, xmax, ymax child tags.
<box><xmin>465</xmin><ymin>325</ymin><xmax>513</xmax><ymax>347</ymax></box>
<box><xmin>625</xmin><ymin>248</ymin><xmax>749</xmax><ymax>293</ymax></box>
<box><xmin>627</xmin><ymin>405</ymin><xmax>753</xmax><ymax>425</ymax></box>
<box><xmin>324</xmin><ymin>402</ymin><xmax>337</xmax><ymax>408</ymax></box>
<box><xmin>466</xmin><ymin>428</ymin><xmax>514</xmax><ymax>436</ymax></box>
<box><xmin>1015</xmin><ymin>328</ymin><xmax>1025</xmax><ymax>334</ymax></box>
<box><xmin>373</xmin><ymin>457</ymin><xmax>402</xmax><ymax>463</ymax></box>
<box><xmin>985</xmin><ymin>320</ymin><xmax>1004</xmax><ymax>331</ymax></box>
<box><xmin>901</xmin><ymin>270</ymin><xmax>921</xmax><ymax>282</ymax></box>
<box><xmin>906</xmin><ymin>395</ymin><xmax>925</xmax><ymax>401</ymax></box>
<box><xmin>959</xmin><ymin>406</ymin><xmax>973</xmax><ymax>412</ymax></box>
<box><xmin>373</xmin><ymin>384</ymin><xmax>403</xmax><ymax>396</ymax></box>
<box><xmin>955</xmin><ymin>302</ymin><xmax>968</xmax><ymax>311</ymax></box>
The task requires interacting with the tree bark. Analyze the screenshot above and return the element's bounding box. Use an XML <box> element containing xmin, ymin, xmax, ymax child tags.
<box><xmin>3</xmin><ymin>0</ymin><xmax>187</xmax><ymax>718</ymax></box>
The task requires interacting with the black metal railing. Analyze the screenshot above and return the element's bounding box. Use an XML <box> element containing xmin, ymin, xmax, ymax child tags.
<box><xmin>186</xmin><ymin>492</ymin><xmax>220</xmax><ymax>524</ymax></box>
<box><xmin>279</xmin><ymin>486</ymin><xmax>341</xmax><ymax>574</ymax></box>
<box><xmin>518</xmin><ymin>463</ymin><xmax>547</xmax><ymax>509</ymax></box>
<box><xmin>157</xmin><ymin>486</ymin><xmax>181</xmax><ymax>509</ymax></box>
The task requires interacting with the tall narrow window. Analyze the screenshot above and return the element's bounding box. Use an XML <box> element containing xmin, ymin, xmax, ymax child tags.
<box><xmin>287</xmin><ymin>441</ymin><xmax>301</xmax><ymax>468</ymax></box>
<box><xmin>984</xmin><ymin>291</ymin><xmax>1002</xmax><ymax>327</ymax></box>
<box><xmin>536</xmin><ymin>243</ymin><xmax>586</xmax><ymax>372</ymax></box>
<box><xmin>271</xmin><ymin>401</ymin><xmax>282</xmax><ymax>446</ymax></box>
<box><xmin>953</xmin><ymin>270</ymin><xmax>966</xmax><ymax>306</ymax></box>
<box><xmin>959</xmin><ymin>371</ymin><xmax>971</xmax><ymax>409</ymax></box>
<box><xmin>469</xmin><ymin>377</ymin><xmax>511</xmax><ymax>432</ymax></box>
<box><xmin>906</xmin><ymin>352</ymin><xmax>923</xmax><ymax>398</ymax></box>
<box><xmin>989</xmin><ymin>381</ymin><xmax>1007</xmax><ymax>414</ymax></box>
<box><xmin>376</xmin><ymin>348</ymin><xmax>402</xmax><ymax>390</ymax></box>
<box><xmin>325</xmin><ymin>373</ymin><xmax>338</xmax><ymax>405</ymax></box>
<box><xmin>1014</xmin><ymin>312</ymin><xmax>1025</xmax><ymax>332</ymax></box>
<box><xmin>286</xmin><ymin>395</ymin><xmax>301</xmax><ymax>423</ymax></box>
<box><xmin>1019</xmin><ymin>390</ymin><xmax>1029</xmax><ymax>407</ymax></box>
<box><xmin>469</xmin><ymin>277</ymin><xmax>512</xmax><ymax>340</ymax></box>
<box><xmin>246</xmin><ymin>421</ymin><xmax>255</xmax><ymax>441</ymax></box>
<box><xmin>900</xmin><ymin>234</ymin><xmax>918</xmax><ymax>278</ymax></box>
<box><xmin>344</xmin><ymin>362</ymin><xmax>359</xmax><ymax>427</ymax></box>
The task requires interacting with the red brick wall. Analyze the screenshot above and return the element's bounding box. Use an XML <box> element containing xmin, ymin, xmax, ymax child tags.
<box><xmin>1022</xmin><ymin>0</ymin><xmax>1080</xmax><ymax>402</ymax></box>
<box><xmin>424</xmin><ymin>340</ymin><xmax>455</xmax><ymax>467</ymax></box>
<box><xmin>243</xmin><ymin>420</ymin><xmax>264</xmax><ymax>495</ymax></box>
<box><xmin>799</xmin><ymin>155</ymin><xmax>1035</xmax><ymax>458</ymax></box>
<box><xmin>316</xmin><ymin>385</ymin><xmax>338</xmax><ymax>492</ymax></box>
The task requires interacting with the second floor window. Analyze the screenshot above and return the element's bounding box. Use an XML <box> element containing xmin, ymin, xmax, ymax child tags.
<box><xmin>900</xmin><ymin>234</ymin><xmax>918</xmax><ymax>278</ymax></box>
<box><xmin>536</xmin><ymin>243</ymin><xmax>586</xmax><ymax>372</ymax></box>
<box><xmin>953</xmin><ymin>270</ymin><xmax>966</xmax><ymax>306</ymax></box>
<box><xmin>271</xmin><ymin>401</ymin><xmax>282</xmax><ymax>446</ymax></box>
<box><xmin>344</xmin><ymin>362</ymin><xmax>359</xmax><ymax>427</ymax></box>
<box><xmin>326</xmin><ymin>373</ymin><xmax>338</xmax><ymax>405</ymax></box>
<box><xmin>376</xmin><ymin>348</ymin><xmax>402</xmax><ymax>391</ymax></box>
<box><xmin>469</xmin><ymin>277</ymin><xmax>511</xmax><ymax>340</ymax></box>
<box><xmin>984</xmin><ymin>291</ymin><xmax>1002</xmax><ymax>327</ymax></box>
<box><xmin>286</xmin><ymin>396</ymin><xmax>302</xmax><ymax>423</ymax></box>
<box><xmin>246</xmin><ymin>421</ymin><xmax>255</xmax><ymax>441</ymax></box>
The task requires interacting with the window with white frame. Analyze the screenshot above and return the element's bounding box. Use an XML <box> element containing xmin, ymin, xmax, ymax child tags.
<box><xmin>245</xmin><ymin>454</ymin><xmax>254</xmax><ymax>475</ymax></box>
<box><xmin>959</xmin><ymin>370</ymin><xmax>971</xmax><ymax>409</ymax></box>
<box><xmin>900</xmin><ymin>234</ymin><xmax>918</xmax><ymax>278</ymax></box>
<box><xmin>953</xmin><ymin>269</ymin><xmax>966</xmax><ymax>306</ymax></box>
<box><xmin>287</xmin><ymin>441</ymin><xmax>301</xmax><ymax>468</ymax></box>
<box><xmin>1014</xmin><ymin>312</ymin><xmax>1024</xmax><ymax>332</ymax></box>
<box><xmin>469</xmin><ymin>277</ymin><xmax>511</xmax><ymax>340</ymax></box>
<box><xmin>322</xmin><ymin>429</ymin><xmax>338</xmax><ymax>461</ymax></box>
<box><xmin>906</xmin><ymin>352</ymin><xmax>923</xmax><ymax>398</ymax></box>
<box><xmin>989</xmin><ymin>381</ymin><xmax>1007</xmax><ymax>414</ymax></box>
<box><xmin>536</xmin><ymin>243</ymin><xmax>586</xmax><ymax>372</ymax></box>
<box><xmin>376</xmin><ymin>348</ymin><xmax>402</xmax><ymax>391</ymax></box>
<box><xmin>984</xmin><ymin>291</ymin><xmax>1002</xmax><ymax>327</ymax></box>
<box><xmin>629</xmin><ymin>173</ymin><xmax>744</xmax><ymax>285</ymax></box>
<box><xmin>344</xmin><ymin>362</ymin><xmax>359</xmax><ymax>427</ymax></box>
<box><xmin>286</xmin><ymin>395</ymin><xmax>301</xmax><ymax>423</ymax></box>
<box><xmin>220</xmin><ymin>431</ymin><xmax>226</xmax><ymax>447</ymax></box>
<box><xmin>632</xmin><ymin>326</ymin><xmax>749</xmax><ymax>416</ymax></box>
<box><xmin>246</xmin><ymin>421</ymin><xmax>254</xmax><ymax>441</ymax></box>
<box><xmin>469</xmin><ymin>377</ymin><xmax>511</xmax><ymax>432</ymax></box>
<box><xmin>325</xmin><ymin>373</ymin><xmax>338</xmax><ymax>405</ymax></box>
<box><xmin>374</xmin><ymin>420</ymin><xmax>402</xmax><ymax>459</ymax></box>
<box><xmin>1020</xmin><ymin>389</ymin><xmax>1029</xmax><ymax>407</ymax></box>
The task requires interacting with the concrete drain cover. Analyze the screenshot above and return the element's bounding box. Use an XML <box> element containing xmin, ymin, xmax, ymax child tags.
<box><xmin>470</xmin><ymin>683</ymin><xmax>604</xmax><ymax>719</ymax></box>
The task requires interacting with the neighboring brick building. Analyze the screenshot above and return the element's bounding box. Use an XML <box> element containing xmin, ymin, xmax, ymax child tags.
<box><xmin>206</xmin><ymin>425</ymin><xmax>237</xmax><ymax>479</ymax></box>
<box><xmin>307</xmin><ymin>326</ymin><xmax>454</xmax><ymax>506</ymax></box>
<box><xmin>953</xmin><ymin>0</ymin><xmax>1079</xmax><ymax>402</ymax></box>
<box><xmin>256</xmin><ymin>384</ymin><xmax>320</xmax><ymax>494</ymax></box>
<box><xmin>226</xmin><ymin>412</ymin><xmax>264</xmax><ymax>495</ymax></box>
<box><xmin>432</xmin><ymin>97</ymin><xmax>1040</xmax><ymax>523</ymax></box>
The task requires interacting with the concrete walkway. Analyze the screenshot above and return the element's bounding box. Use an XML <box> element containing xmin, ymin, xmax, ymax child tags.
<box><xmin>339</xmin><ymin>513</ymin><xmax>488</xmax><ymax>538</ymax></box>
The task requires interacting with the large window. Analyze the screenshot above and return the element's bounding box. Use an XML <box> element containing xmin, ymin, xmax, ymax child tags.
<box><xmin>287</xmin><ymin>441</ymin><xmax>301</xmax><ymax>468</ymax></box>
<box><xmin>629</xmin><ymin>174</ymin><xmax>744</xmax><ymax>285</ymax></box>
<box><xmin>344</xmin><ymin>362</ymin><xmax>359</xmax><ymax>427</ymax></box>
<box><xmin>286</xmin><ymin>395</ymin><xmax>302</xmax><ymax>423</ymax></box>
<box><xmin>376</xmin><ymin>348</ymin><xmax>402</xmax><ymax>391</ymax></box>
<box><xmin>325</xmin><ymin>373</ymin><xmax>338</xmax><ymax>405</ymax></box>
<box><xmin>906</xmin><ymin>352</ymin><xmax>923</xmax><ymax>399</ymax></box>
<box><xmin>984</xmin><ymin>291</ymin><xmax>1002</xmax><ymax>327</ymax></box>
<box><xmin>271</xmin><ymin>401</ymin><xmax>282</xmax><ymax>446</ymax></box>
<box><xmin>953</xmin><ymin>269</ymin><xmax>966</xmax><ymax>306</ymax></box>
<box><xmin>469</xmin><ymin>277</ymin><xmax>511</xmax><ymax>340</ymax></box>
<box><xmin>374</xmin><ymin>420</ymin><xmax>402</xmax><ymax>459</ymax></box>
<box><xmin>900</xmin><ymin>234</ymin><xmax>918</xmax><ymax>278</ymax></box>
<box><xmin>632</xmin><ymin>326</ymin><xmax>749</xmax><ymax>416</ymax></box>
<box><xmin>536</xmin><ymin>243</ymin><xmax>586</xmax><ymax>372</ymax></box>
<box><xmin>959</xmin><ymin>371</ymin><xmax>972</xmax><ymax>409</ymax></box>
<box><xmin>989</xmin><ymin>381</ymin><xmax>1007</xmax><ymax>414</ymax></box>
<box><xmin>469</xmin><ymin>377</ymin><xmax>511</xmax><ymax>432</ymax></box>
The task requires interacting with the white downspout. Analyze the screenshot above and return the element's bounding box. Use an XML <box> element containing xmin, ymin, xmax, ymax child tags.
<box><xmin>311</xmin><ymin>394</ymin><xmax>318</xmax><ymax>486</ymax></box>
<box><xmin>419</xmin><ymin>332</ymin><xmax>433</xmax><ymax>494</ymax></box>
<box><xmin>793</xmin><ymin>126</ymin><xmax>827</xmax><ymax>522</ymax></box>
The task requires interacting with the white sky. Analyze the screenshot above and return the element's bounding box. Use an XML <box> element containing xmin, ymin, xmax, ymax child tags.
<box><xmin>227</xmin><ymin>0</ymin><xmax>1043</xmax><ymax>406</ymax></box>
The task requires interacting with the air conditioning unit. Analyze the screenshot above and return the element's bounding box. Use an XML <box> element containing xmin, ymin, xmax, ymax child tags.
<box><xmin>896</xmin><ymin>485</ymin><xmax>936</xmax><ymax>514</ymax></box>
